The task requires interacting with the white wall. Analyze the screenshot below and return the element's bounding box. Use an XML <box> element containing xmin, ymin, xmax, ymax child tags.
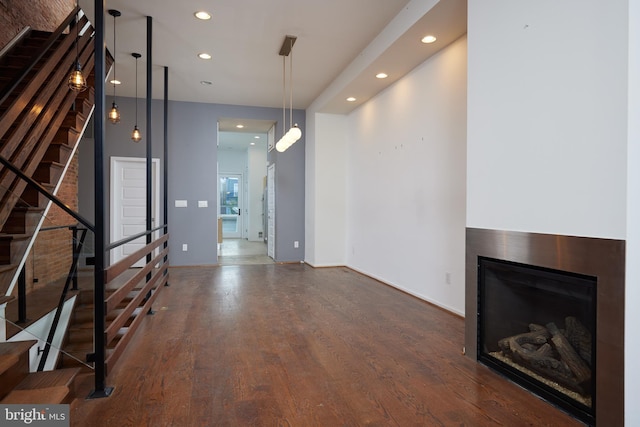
<box><xmin>626</xmin><ymin>0</ymin><xmax>640</xmax><ymax>423</ymax></box>
<box><xmin>467</xmin><ymin>0</ymin><xmax>629</xmax><ymax>239</ymax></box>
<box><xmin>247</xmin><ymin>144</ymin><xmax>267</xmax><ymax>241</ymax></box>
<box><xmin>305</xmin><ymin>113</ymin><xmax>348</xmax><ymax>266</ymax></box>
<box><xmin>345</xmin><ymin>36</ymin><xmax>467</xmax><ymax>314</ymax></box>
<box><xmin>467</xmin><ymin>0</ymin><xmax>636</xmax><ymax>421</ymax></box>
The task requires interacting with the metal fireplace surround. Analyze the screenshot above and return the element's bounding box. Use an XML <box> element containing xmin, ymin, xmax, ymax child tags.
<box><xmin>465</xmin><ymin>228</ymin><xmax>625</xmax><ymax>426</ymax></box>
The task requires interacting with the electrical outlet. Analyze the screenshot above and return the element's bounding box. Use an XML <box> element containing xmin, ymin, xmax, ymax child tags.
<box><xmin>294</xmin><ymin>241</ymin><xmax>299</xmax><ymax>248</ymax></box>
<box><xmin>182</xmin><ymin>244</ymin><xmax>188</xmax><ymax>251</ymax></box>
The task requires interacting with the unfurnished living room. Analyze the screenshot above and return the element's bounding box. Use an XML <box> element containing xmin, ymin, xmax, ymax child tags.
<box><xmin>0</xmin><ymin>0</ymin><xmax>639</xmax><ymax>426</ymax></box>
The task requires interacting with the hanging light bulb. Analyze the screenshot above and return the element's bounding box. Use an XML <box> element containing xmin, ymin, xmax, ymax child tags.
<box><xmin>68</xmin><ymin>61</ymin><xmax>87</xmax><ymax>92</ymax></box>
<box><xmin>68</xmin><ymin>4</ymin><xmax>87</xmax><ymax>92</ymax></box>
<box><xmin>131</xmin><ymin>52</ymin><xmax>142</xmax><ymax>142</ymax></box>
<box><xmin>108</xmin><ymin>9</ymin><xmax>121</xmax><ymax>123</ymax></box>
<box><xmin>131</xmin><ymin>125</ymin><xmax>142</xmax><ymax>142</ymax></box>
<box><xmin>108</xmin><ymin>101</ymin><xmax>120</xmax><ymax>123</ymax></box>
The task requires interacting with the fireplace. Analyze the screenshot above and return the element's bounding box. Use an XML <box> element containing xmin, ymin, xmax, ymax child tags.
<box><xmin>478</xmin><ymin>256</ymin><xmax>597</xmax><ymax>423</ymax></box>
<box><xmin>465</xmin><ymin>228</ymin><xmax>625</xmax><ymax>426</ymax></box>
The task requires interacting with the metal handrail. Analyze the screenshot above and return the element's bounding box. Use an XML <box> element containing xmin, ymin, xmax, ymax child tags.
<box><xmin>0</xmin><ymin>154</ymin><xmax>95</xmax><ymax>232</ymax></box>
<box><xmin>40</xmin><ymin>223</ymin><xmax>85</xmax><ymax>232</ymax></box>
<box><xmin>0</xmin><ymin>6</ymin><xmax>80</xmax><ymax>107</ymax></box>
<box><xmin>0</xmin><ymin>26</ymin><xmax>31</xmax><ymax>60</ymax></box>
<box><xmin>106</xmin><ymin>224</ymin><xmax>167</xmax><ymax>251</ymax></box>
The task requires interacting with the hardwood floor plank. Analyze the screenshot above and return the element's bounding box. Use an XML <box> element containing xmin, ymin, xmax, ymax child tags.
<box><xmin>70</xmin><ymin>264</ymin><xmax>584</xmax><ymax>426</ymax></box>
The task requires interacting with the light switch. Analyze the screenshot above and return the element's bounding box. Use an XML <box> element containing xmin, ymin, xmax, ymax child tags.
<box><xmin>198</xmin><ymin>200</ymin><xmax>208</xmax><ymax>208</ymax></box>
<box><xmin>175</xmin><ymin>200</ymin><xmax>188</xmax><ymax>208</ymax></box>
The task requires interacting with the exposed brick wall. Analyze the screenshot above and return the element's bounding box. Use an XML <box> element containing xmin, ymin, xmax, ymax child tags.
<box><xmin>26</xmin><ymin>151</ymin><xmax>79</xmax><ymax>291</ymax></box>
<box><xmin>0</xmin><ymin>0</ymin><xmax>75</xmax><ymax>50</ymax></box>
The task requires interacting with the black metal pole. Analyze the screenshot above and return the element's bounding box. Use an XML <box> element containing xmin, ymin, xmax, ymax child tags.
<box><xmin>72</xmin><ymin>226</ymin><xmax>79</xmax><ymax>290</ymax></box>
<box><xmin>163</xmin><ymin>65</ymin><xmax>169</xmax><ymax>285</ymax></box>
<box><xmin>146</xmin><ymin>15</ymin><xmax>152</xmax><ymax>244</ymax></box>
<box><xmin>90</xmin><ymin>0</ymin><xmax>113</xmax><ymax>399</ymax></box>
<box><xmin>145</xmin><ymin>16</ymin><xmax>155</xmax><ymax>310</ymax></box>
<box><xmin>17</xmin><ymin>265</ymin><xmax>27</xmax><ymax>323</ymax></box>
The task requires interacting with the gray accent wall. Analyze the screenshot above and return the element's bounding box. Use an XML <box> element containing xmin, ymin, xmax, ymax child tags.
<box><xmin>78</xmin><ymin>96</ymin><xmax>305</xmax><ymax>266</ymax></box>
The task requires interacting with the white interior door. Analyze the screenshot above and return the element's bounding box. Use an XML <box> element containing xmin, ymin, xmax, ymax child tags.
<box><xmin>111</xmin><ymin>157</ymin><xmax>160</xmax><ymax>266</ymax></box>
<box><xmin>267</xmin><ymin>163</ymin><xmax>275</xmax><ymax>259</ymax></box>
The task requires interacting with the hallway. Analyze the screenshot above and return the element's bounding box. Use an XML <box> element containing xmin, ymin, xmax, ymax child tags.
<box><xmin>218</xmin><ymin>238</ymin><xmax>274</xmax><ymax>265</ymax></box>
<box><xmin>70</xmin><ymin>264</ymin><xmax>580</xmax><ymax>426</ymax></box>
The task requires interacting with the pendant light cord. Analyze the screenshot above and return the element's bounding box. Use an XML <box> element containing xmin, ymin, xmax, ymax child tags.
<box><xmin>135</xmin><ymin>56</ymin><xmax>138</xmax><ymax>124</ymax></box>
<box><xmin>75</xmin><ymin>3</ymin><xmax>80</xmax><ymax>66</ymax></box>
<box><xmin>289</xmin><ymin>38</ymin><xmax>293</xmax><ymax>129</ymax></box>
<box><xmin>282</xmin><ymin>55</ymin><xmax>286</xmax><ymax>138</ymax></box>
<box><xmin>112</xmin><ymin>13</ymin><xmax>117</xmax><ymax>99</ymax></box>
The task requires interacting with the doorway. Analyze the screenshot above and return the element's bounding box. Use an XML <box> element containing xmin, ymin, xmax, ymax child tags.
<box><xmin>217</xmin><ymin>118</ymin><xmax>274</xmax><ymax>265</ymax></box>
<box><xmin>218</xmin><ymin>173</ymin><xmax>243</xmax><ymax>238</ymax></box>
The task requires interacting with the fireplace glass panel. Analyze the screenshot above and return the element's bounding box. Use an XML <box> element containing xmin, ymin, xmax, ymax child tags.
<box><xmin>477</xmin><ymin>256</ymin><xmax>596</xmax><ymax>423</ymax></box>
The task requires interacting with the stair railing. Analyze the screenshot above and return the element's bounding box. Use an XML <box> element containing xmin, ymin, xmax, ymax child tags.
<box><xmin>36</xmin><ymin>224</ymin><xmax>87</xmax><ymax>371</ymax></box>
<box><xmin>15</xmin><ymin>224</ymin><xmax>87</xmax><ymax>324</ymax></box>
<box><xmin>0</xmin><ymin>155</ymin><xmax>94</xmax><ymax>232</ymax></box>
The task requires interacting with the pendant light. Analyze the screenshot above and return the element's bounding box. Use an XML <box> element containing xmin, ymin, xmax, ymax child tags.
<box><xmin>131</xmin><ymin>53</ymin><xmax>142</xmax><ymax>142</ymax></box>
<box><xmin>68</xmin><ymin>3</ymin><xmax>87</xmax><ymax>92</ymax></box>
<box><xmin>107</xmin><ymin>9</ymin><xmax>121</xmax><ymax>123</ymax></box>
<box><xmin>275</xmin><ymin>35</ymin><xmax>302</xmax><ymax>152</ymax></box>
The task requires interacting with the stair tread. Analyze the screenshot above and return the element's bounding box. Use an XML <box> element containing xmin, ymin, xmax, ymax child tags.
<box><xmin>0</xmin><ymin>233</ymin><xmax>31</xmax><ymax>240</ymax></box>
<box><xmin>14</xmin><ymin>368</ymin><xmax>81</xmax><ymax>390</ymax></box>
<box><xmin>0</xmin><ymin>341</ymin><xmax>36</xmax><ymax>376</ymax></box>
<box><xmin>0</xmin><ymin>340</ymin><xmax>37</xmax><ymax>358</ymax></box>
<box><xmin>1</xmin><ymin>386</ymin><xmax>70</xmax><ymax>404</ymax></box>
<box><xmin>0</xmin><ymin>354</ymin><xmax>19</xmax><ymax>377</ymax></box>
<box><xmin>0</xmin><ymin>295</ymin><xmax>15</xmax><ymax>304</ymax></box>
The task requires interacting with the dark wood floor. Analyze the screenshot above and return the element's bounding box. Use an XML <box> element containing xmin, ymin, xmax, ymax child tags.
<box><xmin>70</xmin><ymin>264</ymin><xmax>583</xmax><ymax>426</ymax></box>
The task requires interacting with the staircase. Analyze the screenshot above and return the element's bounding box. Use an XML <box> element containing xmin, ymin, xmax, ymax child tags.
<box><xmin>0</xmin><ymin>7</ymin><xmax>111</xmax><ymax>404</ymax></box>
<box><xmin>0</xmin><ymin>8</ymin><xmax>99</xmax><ymax>302</ymax></box>
<box><xmin>0</xmin><ymin>340</ymin><xmax>80</xmax><ymax>404</ymax></box>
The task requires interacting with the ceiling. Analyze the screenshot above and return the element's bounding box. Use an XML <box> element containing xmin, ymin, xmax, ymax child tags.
<box><xmin>81</xmin><ymin>0</ymin><xmax>466</xmax><ymax>134</ymax></box>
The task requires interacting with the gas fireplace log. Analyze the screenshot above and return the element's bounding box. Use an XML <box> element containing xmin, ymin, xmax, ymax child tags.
<box><xmin>546</xmin><ymin>322</ymin><xmax>592</xmax><ymax>387</ymax></box>
<box><xmin>497</xmin><ymin>324</ymin><xmax>587</xmax><ymax>394</ymax></box>
<box><xmin>565</xmin><ymin>316</ymin><xmax>592</xmax><ymax>366</ymax></box>
<box><xmin>498</xmin><ymin>324</ymin><xmax>550</xmax><ymax>355</ymax></box>
<box><xmin>504</xmin><ymin>337</ymin><xmax>585</xmax><ymax>394</ymax></box>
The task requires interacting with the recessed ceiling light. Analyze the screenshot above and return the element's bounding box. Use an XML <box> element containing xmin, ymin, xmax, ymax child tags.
<box><xmin>250</xmin><ymin>142</ymin><xmax>256</xmax><ymax>146</ymax></box>
<box><xmin>194</xmin><ymin>11</ymin><xmax>211</xmax><ymax>20</ymax></box>
<box><xmin>236</xmin><ymin>124</ymin><xmax>244</xmax><ymax>129</ymax></box>
<box><xmin>198</xmin><ymin>53</ymin><xmax>212</xmax><ymax>60</ymax></box>
<box><xmin>376</xmin><ymin>73</ymin><xmax>388</xmax><ymax>79</ymax></box>
<box><xmin>110</xmin><ymin>79</ymin><xmax>121</xmax><ymax>85</ymax></box>
<box><xmin>254</xmin><ymin>135</ymin><xmax>260</xmax><ymax>139</ymax></box>
<box><xmin>421</xmin><ymin>35</ymin><xmax>437</xmax><ymax>44</ymax></box>
<box><xmin>346</xmin><ymin>97</ymin><xmax>356</xmax><ymax>102</ymax></box>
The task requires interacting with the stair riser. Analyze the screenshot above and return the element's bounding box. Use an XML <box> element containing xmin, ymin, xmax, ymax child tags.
<box><xmin>33</xmin><ymin>163</ymin><xmax>64</xmax><ymax>184</ymax></box>
<box><xmin>43</xmin><ymin>143</ymin><xmax>73</xmax><ymax>164</ymax></box>
<box><xmin>0</xmin><ymin>236</ymin><xmax>31</xmax><ymax>266</ymax></box>
<box><xmin>52</xmin><ymin>127</ymin><xmax>80</xmax><ymax>147</ymax></box>
<box><xmin>66</xmin><ymin>328</ymin><xmax>94</xmax><ymax>344</ymax></box>
<box><xmin>0</xmin><ymin>348</ymin><xmax>30</xmax><ymax>400</ymax></box>
<box><xmin>19</xmin><ymin>186</ymin><xmax>53</xmax><ymax>208</ymax></box>
<box><xmin>2</xmin><ymin>210</ymin><xmax>42</xmax><ymax>234</ymax></box>
<box><xmin>62</xmin><ymin>113</ymin><xmax>86</xmax><ymax>130</ymax></box>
